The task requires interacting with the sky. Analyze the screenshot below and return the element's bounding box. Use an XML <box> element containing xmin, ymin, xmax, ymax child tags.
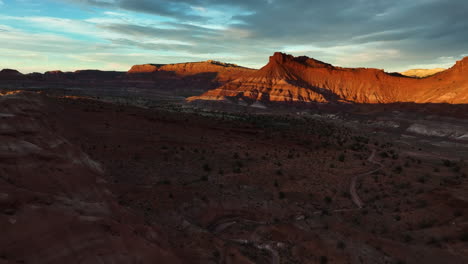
<box><xmin>0</xmin><ymin>0</ymin><xmax>467</xmax><ymax>73</ymax></box>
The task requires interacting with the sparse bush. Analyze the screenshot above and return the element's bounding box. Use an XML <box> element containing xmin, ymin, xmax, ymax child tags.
<box><xmin>274</xmin><ymin>180</ymin><xmax>279</xmax><ymax>188</ymax></box>
<box><xmin>418</xmin><ymin>219</ymin><xmax>435</xmax><ymax>229</ymax></box>
<box><xmin>427</xmin><ymin>236</ymin><xmax>439</xmax><ymax>246</ymax></box>
<box><xmin>443</xmin><ymin>159</ymin><xmax>454</xmax><ymax>167</ymax></box>
<box><xmin>416</xmin><ymin>199</ymin><xmax>428</xmax><ymax>208</ymax></box>
<box><xmin>454</xmin><ymin>210</ymin><xmax>463</xmax><ymax>217</ymax></box>
<box><xmin>393</xmin><ymin>166</ymin><xmax>403</xmax><ymax>174</ymax></box>
<box><xmin>337</xmin><ymin>241</ymin><xmax>346</xmax><ymax>250</ymax></box>
<box><xmin>279</xmin><ymin>192</ymin><xmax>285</xmax><ymax>199</ymax></box>
<box><xmin>160</xmin><ymin>179</ymin><xmax>171</xmax><ymax>185</ymax></box>
<box><xmin>417</xmin><ymin>176</ymin><xmax>427</xmax><ymax>183</ymax></box>
<box><xmin>203</xmin><ymin>163</ymin><xmax>212</xmax><ymax>172</ymax></box>
<box><xmin>320</xmin><ymin>256</ymin><xmax>328</xmax><ymax>264</ymax></box>
<box><xmin>338</xmin><ymin>153</ymin><xmax>345</xmax><ymax>162</ymax></box>
<box><xmin>460</xmin><ymin>231</ymin><xmax>468</xmax><ymax>242</ymax></box>
<box><xmin>403</xmin><ymin>234</ymin><xmax>413</xmax><ymax>243</ymax></box>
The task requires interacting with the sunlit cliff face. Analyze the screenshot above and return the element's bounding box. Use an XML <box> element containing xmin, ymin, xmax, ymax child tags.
<box><xmin>188</xmin><ymin>53</ymin><xmax>468</xmax><ymax>105</ymax></box>
<box><xmin>0</xmin><ymin>91</ymin><xmax>22</xmax><ymax>96</ymax></box>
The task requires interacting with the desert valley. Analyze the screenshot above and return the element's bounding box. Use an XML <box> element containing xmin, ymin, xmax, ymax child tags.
<box><xmin>1</xmin><ymin>51</ymin><xmax>468</xmax><ymax>264</ymax></box>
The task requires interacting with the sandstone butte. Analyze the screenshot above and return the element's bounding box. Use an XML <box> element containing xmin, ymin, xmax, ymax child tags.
<box><xmin>127</xmin><ymin>60</ymin><xmax>255</xmax><ymax>83</ymax></box>
<box><xmin>188</xmin><ymin>52</ymin><xmax>468</xmax><ymax>104</ymax></box>
<box><xmin>400</xmin><ymin>68</ymin><xmax>447</xmax><ymax>78</ymax></box>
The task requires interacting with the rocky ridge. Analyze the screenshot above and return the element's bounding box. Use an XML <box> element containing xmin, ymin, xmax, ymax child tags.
<box><xmin>188</xmin><ymin>53</ymin><xmax>468</xmax><ymax>104</ymax></box>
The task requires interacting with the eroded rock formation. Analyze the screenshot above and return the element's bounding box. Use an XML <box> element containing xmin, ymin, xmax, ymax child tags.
<box><xmin>188</xmin><ymin>52</ymin><xmax>468</xmax><ymax>104</ymax></box>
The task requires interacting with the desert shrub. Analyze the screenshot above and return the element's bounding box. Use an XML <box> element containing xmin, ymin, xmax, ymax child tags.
<box><xmin>443</xmin><ymin>159</ymin><xmax>454</xmax><ymax>167</ymax></box>
<box><xmin>274</xmin><ymin>180</ymin><xmax>279</xmax><ymax>188</ymax></box>
<box><xmin>203</xmin><ymin>163</ymin><xmax>212</xmax><ymax>172</ymax></box>
<box><xmin>337</xmin><ymin>241</ymin><xmax>346</xmax><ymax>250</ymax></box>
<box><xmin>353</xmin><ymin>136</ymin><xmax>369</xmax><ymax>144</ymax></box>
<box><xmin>160</xmin><ymin>179</ymin><xmax>171</xmax><ymax>185</ymax></box>
<box><xmin>416</xmin><ymin>198</ymin><xmax>427</xmax><ymax>208</ymax></box>
<box><xmin>320</xmin><ymin>256</ymin><xmax>328</xmax><ymax>264</ymax></box>
<box><xmin>417</xmin><ymin>176</ymin><xmax>427</xmax><ymax>183</ymax></box>
<box><xmin>349</xmin><ymin>142</ymin><xmax>365</xmax><ymax>151</ymax></box>
<box><xmin>418</xmin><ymin>219</ymin><xmax>436</xmax><ymax>229</ymax></box>
<box><xmin>427</xmin><ymin>236</ymin><xmax>439</xmax><ymax>246</ymax></box>
<box><xmin>403</xmin><ymin>234</ymin><xmax>413</xmax><ymax>243</ymax></box>
<box><xmin>393</xmin><ymin>166</ymin><xmax>403</xmax><ymax>174</ymax></box>
<box><xmin>454</xmin><ymin>210</ymin><xmax>463</xmax><ymax>217</ymax></box>
<box><xmin>279</xmin><ymin>192</ymin><xmax>285</xmax><ymax>199</ymax></box>
<box><xmin>338</xmin><ymin>153</ymin><xmax>345</xmax><ymax>162</ymax></box>
<box><xmin>460</xmin><ymin>231</ymin><xmax>468</xmax><ymax>242</ymax></box>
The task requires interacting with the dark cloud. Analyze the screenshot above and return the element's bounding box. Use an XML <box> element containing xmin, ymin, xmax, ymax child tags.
<box><xmin>59</xmin><ymin>0</ymin><xmax>468</xmax><ymax>70</ymax></box>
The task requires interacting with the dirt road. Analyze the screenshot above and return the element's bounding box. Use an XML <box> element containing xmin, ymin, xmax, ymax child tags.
<box><xmin>350</xmin><ymin>149</ymin><xmax>383</xmax><ymax>208</ymax></box>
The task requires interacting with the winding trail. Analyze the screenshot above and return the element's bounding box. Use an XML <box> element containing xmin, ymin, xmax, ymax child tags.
<box><xmin>182</xmin><ymin>149</ymin><xmax>384</xmax><ymax>263</ymax></box>
<box><xmin>350</xmin><ymin>149</ymin><xmax>384</xmax><ymax>208</ymax></box>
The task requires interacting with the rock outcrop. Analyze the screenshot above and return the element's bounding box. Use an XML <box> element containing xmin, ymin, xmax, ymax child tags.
<box><xmin>400</xmin><ymin>68</ymin><xmax>446</xmax><ymax>78</ymax></box>
<box><xmin>0</xmin><ymin>92</ymin><xmax>181</xmax><ymax>263</ymax></box>
<box><xmin>188</xmin><ymin>52</ymin><xmax>468</xmax><ymax>104</ymax></box>
<box><xmin>0</xmin><ymin>69</ymin><xmax>24</xmax><ymax>80</ymax></box>
<box><xmin>128</xmin><ymin>60</ymin><xmax>255</xmax><ymax>83</ymax></box>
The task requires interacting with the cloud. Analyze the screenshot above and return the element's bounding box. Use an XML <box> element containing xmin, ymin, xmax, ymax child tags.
<box><xmin>3</xmin><ymin>0</ymin><xmax>468</xmax><ymax>72</ymax></box>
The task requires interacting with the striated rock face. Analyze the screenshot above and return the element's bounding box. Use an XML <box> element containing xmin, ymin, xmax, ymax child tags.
<box><xmin>0</xmin><ymin>92</ymin><xmax>181</xmax><ymax>264</ymax></box>
<box><xmin>400</xmin><ymin>68</ymin><xmax>446</xmax><ymax>78</ymax></box>
<box><xmin>188</xmin><ymin>52</ymin><xmax>468</xmax><ymax>104</ymax></box>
